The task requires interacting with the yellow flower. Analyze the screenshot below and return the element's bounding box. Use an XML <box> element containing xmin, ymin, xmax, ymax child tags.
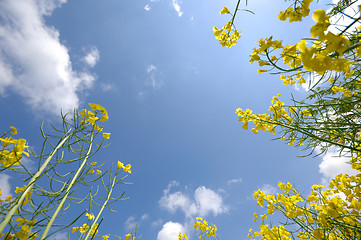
<box><xmin>123</xmin><ymin>164</ymin><xmax>132</xmax><ymax>174</ymax></box>
<box><xmin>212</xmin><ymin>26</ymin><xmax>222</xmax><ymax>36</ymax></box>
<box><xmin>102</xmin><ymin>235</ymin><xmax>109</xmax><ymax>240</ymax></box>
<box><xmin>125</xmin><ymin>233</ymin><xmax>134</xmax><ymax>240</ymax></box>
<box><xmin>232</xmin><ymin>30</ymin><xmax>242</xmax><ymax>39</ymax></box>
<box><xmin>79</xmin><ymin>109</ymin><xmax>87</xmax><ymax>118</ymax></box>
<box><xmin>311</xmin><ymin>184</ymin><xmax>325</xmax><ymax>190</ymax></box>
<box><xmin>117</xmin><ymin>160</ymin><xmax>133</xmax><ymax>174</ymax></box>
<box><xmin>289</xmin><ymin>106</ymin><xmax>297</xmax><ymax>114</ymax></box>
<box><xmin>0</xmin><ymin>137</ymin><xmax>16</xmax><ymax>147</ymax></box>
<box><xmin>300</xmin><ymin>109</ymin><xmax>312</xmax><ymax>117</ymax></box>
<box><xmin>15</xmin><ymin>185</ymin><xmax>26</xmax><ymax>193</ymax></box>
<box><xmin>9</xmin><ymin>126</ymin><xmax>18</xmax><ymax>135</ymax></box>
<box><xmin>90</xmin><ymin>224</ymin><xmax>99</xmax><ymax>236</ymax></box>
<box><xmin>79</xmin><ymin>224</ymin><xmax>89</xmax><ymax>234</ymax></box>
<box><xmin>88</xmin><ymin>103</ymin><xmax>103</xmax><ymax>111</ymax></box>
<box><xmin>15</xmin><ymin>225</ymin><xmax>30</xmax><ymax>240</ymax></box>
<box><xmin>222</xmin><ymin>21</ymin><xmax>232</xmax><ymax>32</ymax></box>
<box><xmin>220</xmin><ymin>6</ymin><xmax>230</xmax><ymax>14</ymax></box>
<box><xmin>178</xmin><ymin>233</ymin><xmax>188</xmax><ymax>240</ymax></box>
<box><xmin>102</xmin><ymin>132</ymin><xmax>111</xmax><ymax>139</ymax></box>
<box><xmin>85</xmin><ymin>213</ymin><xmax>95</xmax><ymax>220</ymax></box>
<box><xmin>312</xmin><ymin>9</ymin><xmax>327</xmax><ymax>24</ymax></box>
<box><xmin>96</xmin><ymin>170</ymin><xmax>102</xmax><ymax>175</ymax></box>
<box><xmin>72</xmin><ymin>227</ymin><xmax>79</xmax><ymax>233</ymax></box>
<box><xmin>117</xmin><ymin>161</ymin><xmax>124</xmax><ymax>169</ymax></box>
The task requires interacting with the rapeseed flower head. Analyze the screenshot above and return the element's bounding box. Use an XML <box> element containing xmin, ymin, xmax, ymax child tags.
<box><xmin>117</xmin><ymin>161</ymin><xmax>132</xmax><ymax>174</ymax></box>
<box><xmin>9</xmin><ymin>126</ymin><xmax>18</xmax><ymax>135</ymax></box>
<box><xmin>85</xmin><ymin>213</ymin><xmax>95</xmax><ymax>220</ymax></box>
<box><xmin>79</xmin><ymin>224</ymin><xmax>89</xmax><ymax>234</ymax></box>
<box><xmin>220</xmin><ymin>6</ymin><xmax>230</xmax><ymax>14</ymax></box>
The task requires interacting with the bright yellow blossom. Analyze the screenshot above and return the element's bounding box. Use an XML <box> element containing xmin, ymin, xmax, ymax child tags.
<box><xmin>85</xmin><ymin>213</ymin><xmax>95</xmax><ymax>220</ymax></box>
<box><xmin>9</xmin><ymin>126</ymin><xmax>17</xmax><ymax>135</ymax></box>
<box><xmin>79</xmin><ymin>224</ymin><xmax>89</xmax><ymax>234</ymax></box>
<box><xmin>102</xmin><ymin>132</ymin><xmax>111</xmax><ymax>139</ymax></box>
<box><xmin>220</xmin><ymin>6</ymin><xmax>230</xmax><ymax>14</ymax></box>
<box><xmin>123</xmin><ymin>164</ymin><xmax>132</xmax><ymax>174</ymax></box>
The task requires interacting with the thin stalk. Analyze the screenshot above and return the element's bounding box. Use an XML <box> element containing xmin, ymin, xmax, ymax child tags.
<box><xmin>0</xmin><ymin>129</ymin><xmax>73</xmax><ymax>235</ymax></box>
<box><xmin>84</xmin><ymin>175</ymin><xmax>117</xmax><ymax>240</ymax></box>
<box><xmin>39</xmin><ymin>133</ymin><xmax>94</xmax><ymax>240</ymax></box>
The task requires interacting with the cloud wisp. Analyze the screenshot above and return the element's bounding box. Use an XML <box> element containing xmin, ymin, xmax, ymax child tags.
<box><xmin>146</xmin><ymin>64</ymin><xmax>163</xmax><ymax>89</ymax></box>
<box><xmin>0</xmin><ymin>0</ymin><xmax>99</xmax><ymax>115</ymax></box>
<box><xmin>227</xmin><ymin>178</ymin><xmax>242</xmax><ymax>185</ymax></box>
<box><xmin>170</xmin><ymin>0</ymin><xmax>183</xmax><ymax>17</ymax></box>
<box><xmin>143</xmin><ymin>0</ymin><xmax>183</xmax><ymax>17</ymax></box>
<box><xmin>159</xmin><ymin>181</ymin><xmax>228</xmax><ymax>218</ymax></box>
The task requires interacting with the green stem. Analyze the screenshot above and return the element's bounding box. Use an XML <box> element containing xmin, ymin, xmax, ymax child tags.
<box><xmin>230</xmin><ymin>0</ymin><xmax>242</xmax><ymax>27</ymax></box>
<box><xmin>39</xmin><ymin>133</ymin><xmax>94</xmax><ymax>240</ymax></box>
<box><xmin>84</xmin><ymin>175</ymin><xmax>117</xmax><ymax>240</ymax></box>
<box><xmin>0</xmin><ymin>129</ymin><xmax>73</xmax><ymax>235</ymax></box>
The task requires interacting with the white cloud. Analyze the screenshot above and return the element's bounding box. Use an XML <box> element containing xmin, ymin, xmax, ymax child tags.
<box><xmin>83</xmin><ymin>47</ymin><xmax>100</xmax><ymax>68</ymax></box>
<box><xmin>319</xmin><ymin>147</ymin><xmax>358</xmax><ymax>184</ymax></box>
<box><xmin>157</xmin><ymin>221</ymin><xmax>185</xmax><ymax>240</ymax></box>
<box><xmin>141</xmin><ymin>213</ymin><xmax>149</xmax><ymax>221</ymax></box>
<box><xmin>125</xmin><ymin>214</ymin><xmax>149</xmax><ymax>230</ymax></box>
<box><xmin>259</xmin><ymin>183</ymin><xmax>277</xmax><ymax>195</ymax></box>
<box><xmin>0</xmin><ymin>174</ymin><xmax>12</xmax><ymax>199</ymax></box>
<box><xmin>146</xmin><ymin>64</ymin><xmax>163</xmax><ymax>89</ymax></box>
<box><xmin>0</xmin><ymin>0</ymin><xmax>97</xmax><ymax>115</ymax></box>
<box><xmin>159</xmin><ymin>181</ymin><xmax>228</xmax><ymax>218</ymax></box>
<box><xmin>152</xmin><ymin>219</ymin><xmax>164</xmax><ymax>228</ymax></box>
<box><xmin>227</xmin><ymin>178</ymin><xmax>242</xmax><ymax>185</ymax></box>
<box><xmin>146</xmin><ymin>64</ymin><xmax>157</xmax><ymax>73</ymax></box>
<box><xmin>125</xmin><ymin>216</ymin><xmax>137</xmax><ymax>230</ymax></box>
<box><xmin>194</xmin><ymin>187</ymin><xmax>228</xmax><ymax>216</ymax></box>
<box><xmin>36</xmin><ymin>0</ymin><xmax>67</xmax><ymax>16</ymax></box>
<box><xmin>144</xmin><ymin>4</ymin><xmax>151</xmax><ymax>11</ymax></box>
<box><xmin>100</xmin><ymin>83</ymin><xmax>114</xmax><ymax>92</ymax></box>
<box><xmin>171</xmin><ymin>0</ymin><xmax>183</xmax><ymax>17</ymax></box>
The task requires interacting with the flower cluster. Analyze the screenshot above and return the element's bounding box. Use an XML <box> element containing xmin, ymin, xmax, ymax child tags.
<box><xmin>0</xmin><ymin>126</ymin><xmax>29</xmax><ymax>168</ymax></box>
<box><xmin>250</xmin><ymin>159</ymin><xmax>361</xmax><ymax>239</ymax></box>
<box><xmin>250</xmin><ymin>9</ymin><xmax>354</xmax><ymax>86</ymax></box>
<box><xmin>213</xmin><ymin>6</ymin><xmax>242</xmax><ymax>48</ymax></box>
<box><xmin>194</xmin><ymin>217</ymin><xmax>217</xmax><ymax>238</ymax></box>
<box><xmin>179</xmin><ymin>217</ymin><xmax>218</xmax><ymax>240</ymax></box>
<box><xmin>72</xmin><ymin>213</ymin><xmax>101</xmax><ymax>238</ymax></box>
<box><xmin>79</xmin><ymin>103</ymin><xmax>111</xmax><ymax>139</ymax></box>
<box><xmin>278</xmin><ymin>0</ymin><xmax>313</xmax><ymax>22</ymax></box>
<box><xmin>117</xmin><ymin>160</ymin><xmax>132</xmax><ymax>174</ymax></box>
<box><xmin>235</xmin><ymin>94</ymin><xmax>300</xmax><ymax>136</ymax></box>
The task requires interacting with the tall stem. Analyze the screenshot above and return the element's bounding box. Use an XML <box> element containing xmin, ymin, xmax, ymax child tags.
<box><xmin>40</xmin><ymin>133</ymin><xmax>94</xmax><ymax>240</ymax></box>
<box><xmin>84</xmin><ymin>176</ymin><xmax>117</xmax><ymax>240</ymax></box>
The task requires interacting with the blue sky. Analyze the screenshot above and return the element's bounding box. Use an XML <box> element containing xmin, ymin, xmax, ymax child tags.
<box><xmin>0</xmin><ymin>0</ymin><xmax>358</xmax><ymax>239</ymax></box>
